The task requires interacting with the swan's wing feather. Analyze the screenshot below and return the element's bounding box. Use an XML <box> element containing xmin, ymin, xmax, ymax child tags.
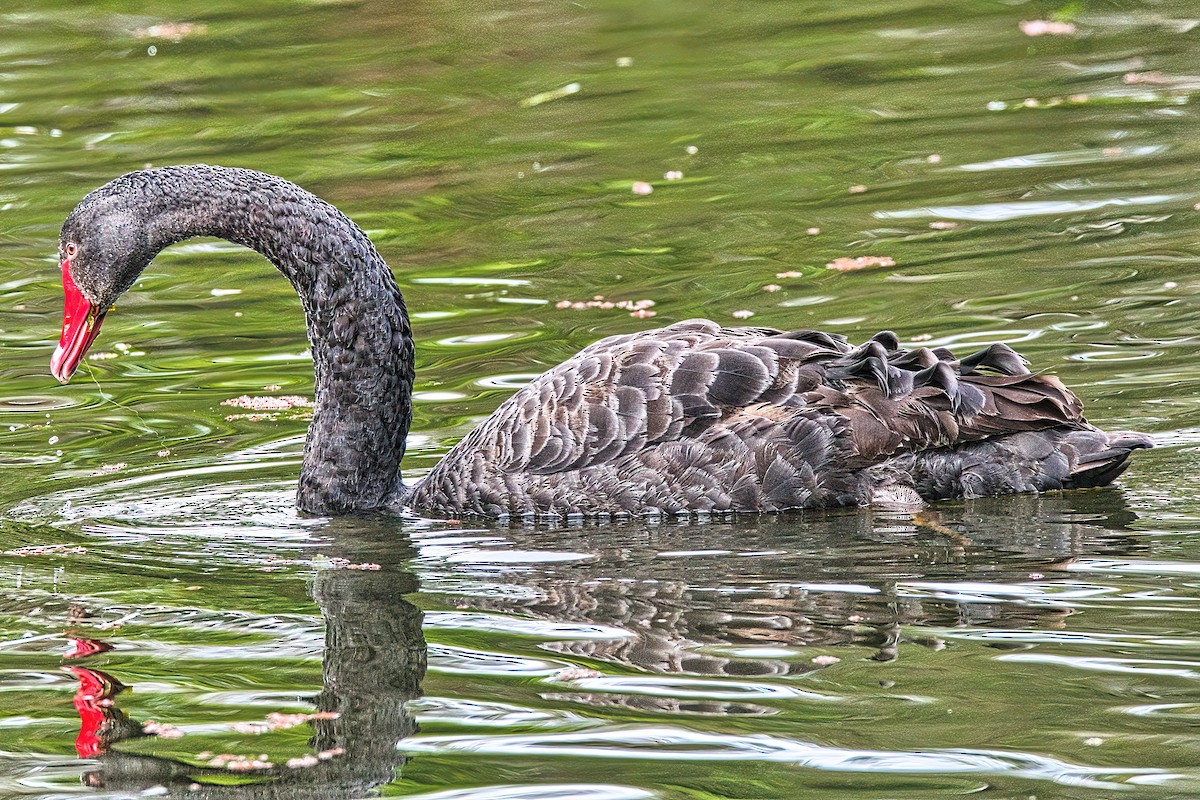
<box><xmin>447</xmin><ymin>322</ymin><xmax>1090</xmax><ymax>475</ymax></box>
<box><xmin>411</xmin><ymin>322</ymin><xmax>1117</xmax><ymax>515</ymax></box>
<box><xmin>437</xmin><ymin>320</ymin><xmax>811</xmax><ymax>477</ymax></box>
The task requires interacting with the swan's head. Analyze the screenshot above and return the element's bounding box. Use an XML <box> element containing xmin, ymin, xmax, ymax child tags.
<box><xmin>52</xmin><ymin>184</ymin><xmax>157</xmax><ymax>383</ymax></box>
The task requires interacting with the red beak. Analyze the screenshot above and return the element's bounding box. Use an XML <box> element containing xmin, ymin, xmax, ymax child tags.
<box><xmin>50</xmin><ymin>259</ymin><xmax>106</xmax><ymax>384</ymax></box>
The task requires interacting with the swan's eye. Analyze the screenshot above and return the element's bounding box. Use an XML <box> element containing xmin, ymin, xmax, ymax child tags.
<box><xmin>64</xmin><ymin>242</ymin><xmax>78</xmax><ymax>259</ymax></box>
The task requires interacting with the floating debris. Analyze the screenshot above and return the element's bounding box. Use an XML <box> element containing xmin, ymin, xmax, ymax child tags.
<box><xmin>826</xmin><ymin>256</ymin><xmax>896</xmax><ymax>271</ymax></box>
<box><xmin>521</xmin><ymin>82</ymin><xmax>581</xmax><ymax>107</ymax></box>
<box><xmin>554</xmin><ymin>296</ymin><xmax>656</xmax><ymax>319</ymax></box>
<box><xmin>222</xmin><ymin>395</ymin><xmax>314</xmax><ymax>422</ymax></box>
<box><xmin>89</xmin><ymin>341</ymin><xmax>145</xmax><ymax>360</ymax></box>
<box><xmin>157</xmin><ymin>449</ymin><xmax>171</xmax><ymax>457</ymax></box>
<box><xmin>848</xmin><ymin>184</ymin><xmax>867</xmax><ymax>194</ymax></box>
<box><xmin>99</xmin><ymin>462</ymin><xmax>127</xmax><ymax>472</ymax></box>
<box><xmin>551</xmin><ymin>666</ymin><xmax>604</xmax><ymax>681</ymax></box>
<box><xmin>283</xmin><ymin>749</ymin><xmax>347</xmax><ymax>769</ymax></box>
<box><xmin>929</xmin><ymin>221</ymin><xmax>958</xmax><ymax>230</ymax></box>
<box><xmin>1124</xmin><ymin>70</ymin><xmax>1167</xmax><ymax>85</ymax></box>
<box><xmin>805</xmin><ymin>227</ymin><xmax>821</xmax><ymax>236</ymax></box>
<box><xmin>324</xmin><ymin>557</ymin><xmax>382</xmax><ymax>571</ymax></box>
<box><xmin>812</xmin><ymin>655</ymin><xmax>841</xmax><ymax>666</ymax></box>
<box><xmin>686</xmin><ymin>145</ymin><xmax>699</xmax><ymax>155</ymax></box>
<box><xmin>205</xmin><ymin>753</ymin><xmax>274</xmax><ymax>771</ymax></box>
<box><xmin>631</xmin><ymin>181</ymin><xmax>654</xmax><ymax>195</ymax></box>
<box><xmin>222</xmin><ymin>395</ymin><xmax>312</xmax><ymax>411</ymax></box>
<box><xmin>225</xmin><ymin>411</ymin><xmax>311</xmax><ymax>423</ymax></box>
<box><xmin>910</xmin><ymin>333</ymin><xmax>933</xmax><ymax>342</ymax></box>
<box><xmin>230</xmin><ymin>711</ymin><xmax>339</xmax><ymax>735</ymax></box>
<box><xmin>134</xmin><ymin>22</ymin><xmax>207</xmax><ymax>41</ymax></box>
<box><xmin>731</xmin><ymin>310</ymin><xmax>755</xmax><ymax>320</ymax></box>
<box><xmin>926</xmin><ymin>153</ymin><xmax>942</xmax><ymax>164</ymax></box>
<box><xmin>3</xmin><ymin>544</ymin><xmax>87</xmax><ymax>557</ymax></box>
<box><xmin>663</xmin><ymin>170</ymin><xmax>683</xmax><ymax>181</ymax></box>
<box><xmin>1019</xmin><ymin>19</ymin><xmax>1077</xmax><ymax>36</ymax></box>
<box><xmin>143</xmin><ymin>720</ymin><xmax>184</xmax><ymax>739</ymax></box>
<box><xmin>616</xmin><ymin>57</ymin><xmax>633</xmax><ymax>67</ymax></box>
<box><xmin>762</xmin><ymin>284</ymin><xmax>782</xmax><ymax>292</ymax></box>
<box><xmin>776</xmin><ymin>270</ymin><xmax>803</xmax><ymax>279</ymax></box>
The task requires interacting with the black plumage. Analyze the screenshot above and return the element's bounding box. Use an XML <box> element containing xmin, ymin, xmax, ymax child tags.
<box><xmin>53</xmin><ymin>165</ymin><xmax>1151</xmax><ymax>518</ymax></box>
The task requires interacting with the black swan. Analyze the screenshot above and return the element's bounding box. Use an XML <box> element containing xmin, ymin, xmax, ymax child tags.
<box><xmin>51</xmin><ymin>165</ymin><xmax>1151</xmax><ymax>518</ymax></box>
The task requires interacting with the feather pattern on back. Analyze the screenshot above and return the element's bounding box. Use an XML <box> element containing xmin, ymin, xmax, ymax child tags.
<box><xmin>405</xmin><ymin>319</ymin><xmax>1150</xmax><ymax>518</ymax></box>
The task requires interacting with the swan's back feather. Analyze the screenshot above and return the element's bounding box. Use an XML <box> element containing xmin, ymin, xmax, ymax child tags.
<box><xmin>405</xmin><ymin>319</ymin><xmax>1148</xmax><ymax>517</ymax></box>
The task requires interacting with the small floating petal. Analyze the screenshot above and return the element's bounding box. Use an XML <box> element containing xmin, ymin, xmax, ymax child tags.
<box><xmin>826</xmin><ymin>256</ymin><xmax>895</xmax><ymax>271</ymax></box>
<box><xmin>1019</xmin><ymin>19</ymin><xmax>1077</xmax><ymax>36</ymax></box>
<box><xmin>521</xmin><ymin>82</ymin><xmax>581</xmax><ymax>107</ymax></box>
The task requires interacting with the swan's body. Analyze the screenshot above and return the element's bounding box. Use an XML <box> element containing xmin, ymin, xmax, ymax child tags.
<box><xmin>52</xmin><ymin>165</ymin><xmax>1150</xmax><ymax>517</ymax></box>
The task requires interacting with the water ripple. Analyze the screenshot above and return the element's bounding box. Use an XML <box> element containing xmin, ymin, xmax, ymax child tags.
<box><xmin>997</xmin><ymin>653</ymin><xmax>1200</xmax><ymax>679</ymax></box>
<box><xmin>875</xmin><ymin>194</ymin><xmax>1185</xmax><ymax>222</ymax></box>
<box><xmin>1122</xmin><ymin>702</ymin><xmax>1200</xmax><ymax>719</ymax></box>
<box><xmin>399</xmin><ymin>785</ymin><xmax>654</xmax><ymax>800</ymax></box>
<box><xmin>426</xmin><ymin>610</ymin><xmax>631</xmax><ymax>640</ymax></box>
<box><xmin>897</xmin><ymin>581</ymin><xmax>1114</xmax><ymax>605</ymax></box>
<box><xmin>552</xmin><ymin>674</ymin><xmax>840</xmax><ymax>702</ymax></box>
<box><xmin>958</xmin><ymin>145</ymin><xmax>1166</xmax><ymax>171</ymax></box>
<box><xmin>429</xmin><ymin>644</ymin><xmax>567</xmax><ymax>676</ymax></box>
<box><xmin>399</xmin><ymin>726</ymin><xmax>1172</xmax><ymax>789</ymax></box>
<box><xmin>1067</xmin><ymin>558</ymin><xmax>1200</xmax><ymax>576</ymax></box>
<box><xmin>412</xmin><ymin>697</ymin><xmax>594</xmax><ymax>729</ymax></box>
<box><xmin>0</xmin><ymin>395</ymin><xmax>76</xmax><ymax>413</ymax></box>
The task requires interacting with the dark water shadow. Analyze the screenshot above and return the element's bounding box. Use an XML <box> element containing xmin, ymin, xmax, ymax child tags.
<box><xmin>445</xmin><ymin>489</ymin><xmax>1149</xmax><ymax>673</ymax></box>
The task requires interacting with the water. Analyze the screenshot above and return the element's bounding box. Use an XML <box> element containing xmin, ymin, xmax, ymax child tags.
<box><xmin>1</xmin><ymin>1</ymin><xmax>1199</xmax><ymax>797</ymax></box>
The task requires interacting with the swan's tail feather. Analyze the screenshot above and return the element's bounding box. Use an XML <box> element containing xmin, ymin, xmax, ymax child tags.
<box><xmin>894</xmin><ymin>427</ymin><xmax>1151</xmax><ymax>503</ymax></box>
<box><xmin>1067</xmin><ymin>431</ymin><xmax>1154</xmax><ymax>489</ymax></box>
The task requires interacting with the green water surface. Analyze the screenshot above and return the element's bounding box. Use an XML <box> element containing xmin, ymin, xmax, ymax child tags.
<box><xmin>1</xmin><ymin>1</ymin><xmax>1199</xmax><ymax>798</ymax></box>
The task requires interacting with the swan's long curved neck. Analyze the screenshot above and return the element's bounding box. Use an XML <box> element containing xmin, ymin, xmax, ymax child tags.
<box><xmin>141</xmin><ymin>166</ymin><xmax>414</xmax><ymax>513</ymax></box>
